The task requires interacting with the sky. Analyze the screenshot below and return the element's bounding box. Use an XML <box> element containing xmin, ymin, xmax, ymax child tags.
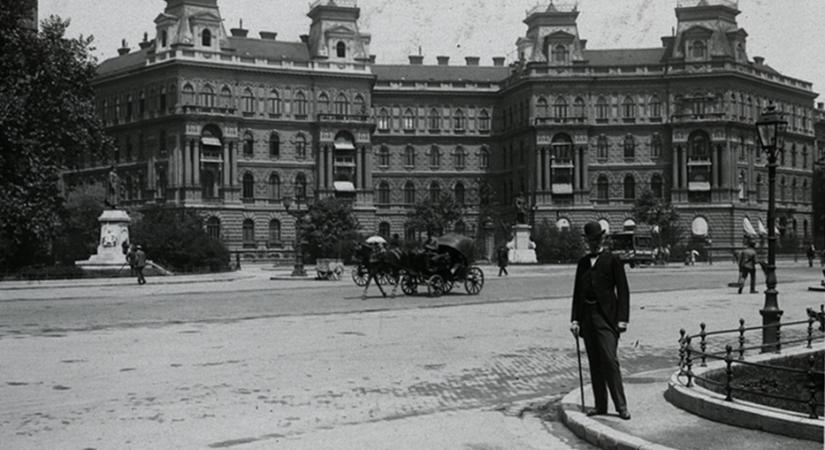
<box><xmin>38</xmin><ymin>0</ymin><xmax>825</xmax><ymax>98</ymax></box>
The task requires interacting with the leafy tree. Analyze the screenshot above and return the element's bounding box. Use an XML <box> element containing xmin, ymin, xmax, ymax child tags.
<box><xmin>631</xmin><ymin>190</ymin><xmax>683</xmax><ymax>248</ymax></box>
<box><xmin>301</xmin><ymin>198</ymin><xmax>361</xmax><ymax>262</ymax></box>
<box><xmin>406</xmin><ymin>193</ymin><xmax>464</xmax><ymax>237</ymax></box>
<box><xmin>52</xmin><ymin>183</ymin><xmax>106</xmax><ymax>265</ymax></box>
<box><xmin>130</xmin><ymin>206</ymin><xmax>229</xmax><ymax>272</ymax></box>
<box><xmin>0</xmin><ymin>7</ymin><xmax>112</xmax><ymax>270</ymax></box>
<box><xmin>532</xmin><ymin>219</ymin><xmax>584</xmax><ymax>263</ymax></box>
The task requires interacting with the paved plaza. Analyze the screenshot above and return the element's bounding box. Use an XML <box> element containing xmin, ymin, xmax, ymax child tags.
<box><xmin>0</xmin><ymin>262</ymin><xmax>822</xmax><ymax>449</ymax></box>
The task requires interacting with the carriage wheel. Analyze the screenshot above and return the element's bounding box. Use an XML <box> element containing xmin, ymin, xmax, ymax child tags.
<box><xmin>380</xmin><ymin>271</ymin><xmax>399</xmax><ymax>286</ymax></box>
<box><xmin>351</xmin><ymin>265</ymin><xmax>368</xmax><ymax>287</ymax></box>
<box><xmin>401</xmin><ymin>274</ymin><xmax>418</xmax><ymax>295</ymax></box>
<box><xmin>464</xmin><ymin>267</ymin><xmax>484</xmax><ymax>295</ymax></box>
<box><xmin>427</xmin><ymin>275</ymin><xmax>445</xmax><ymax>298</ymax></box>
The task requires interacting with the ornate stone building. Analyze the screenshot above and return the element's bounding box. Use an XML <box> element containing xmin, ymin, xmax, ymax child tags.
<box><xmin>65</xmin><ymin>0</ymin><xmax>821</xmax><ymax>262</ymax></box>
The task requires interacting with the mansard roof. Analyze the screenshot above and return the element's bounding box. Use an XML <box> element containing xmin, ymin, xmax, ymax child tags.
<box><xmin>582</xmin><ymin>48</ymin><xmax>666</xmax><ymax>66</ymax></box>
<box><xmin>372</xmin><ymin>65</ymin><xmax>510</xmax><ymax>83</ymax></box>
<box><xmin>98</xmin><ymin>47</ymin><xmax>151</xmax><ymax>75</ymax></box>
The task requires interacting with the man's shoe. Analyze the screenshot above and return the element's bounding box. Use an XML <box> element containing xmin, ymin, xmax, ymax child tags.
<box><xmin>585</xmin><ymin>409</ymin><xmax>606</xmax><ymax>417</ymax></box>
<box><xmin>617</xmin><ymin>409</ymin><xmax>631</xmax><ymax>420</ymax></box>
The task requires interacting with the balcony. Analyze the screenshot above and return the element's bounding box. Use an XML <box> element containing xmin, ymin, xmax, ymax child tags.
<box><xmin>535</xmin><ymin>116</ymin><xmax>587</xmax><ymax>125</ymax></box>
<box><xmin>317</xmin><ymin>113</ymin><xmax>371</xmax><ymax>123</ymax></box>
<box><xmin>671</xmin><ymin>112</ymin><xmax>726</xmax><ymax>122</ymax></box>
<box><xmin>181</xmin><ymin>105</ymin><xmax>236</xmax><ymax>115</ymax></box>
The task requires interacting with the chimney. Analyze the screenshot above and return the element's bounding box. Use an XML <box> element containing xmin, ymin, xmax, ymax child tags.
<box><xmin>299</xmin><ymin>34</ymin><xmax>309</xmax><ymax>44</ymax></box>
<box><xmin>138</xmin><ymin>32</ymin><xmax>152</xmax><ymax>50</ymax></box>
<box><xmin>465</xmin><ymin>56</ymin><xmax>480</xmax><ymax>66</ymax></box>
<box><xmin>369</xmin><ymin>54</ymin><xmax>376</xmax><ymax>64</ymax></box>
<box><xmin>753</xmin><ymin>56</ymin><xmax>764</xmax><ymax>66</ymax></box>
<box><xmin>230</xmin><ymin>19</ymin><xmax>249</xmax><ymax>37</ymax></box>
<box><xmin>580</xmin><ymin>39</ymin><xmax>587</xmax><ymax>50</ymax></box>
<box><xmin>117</xmin><ymin>39</ymin><xmax>130</xmax><ymax>56</ymax></box>
<box><xmin>259</xmin><ymin>31</ymin><xmax>278</xmax><ymax>40</ymax></box>
<box><xmin>436</xmin><ymin>55</ymin><xmax>449</xmax><ymax>66</ymax></box>
<box><xmin>409</xmin><ymin>55</ymin><xmax>424</xmax><ymax>65</ymax></box>
<box><xmin>492</xmin><ymin>57</ymin><xmax>505</xmax><ymax>67</ymax></box>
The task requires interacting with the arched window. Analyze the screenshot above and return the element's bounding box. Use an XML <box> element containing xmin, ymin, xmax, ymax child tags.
<box><xmin>453</xmin><ymin>109</ymin><xmax>465</xmax><ymax>131</ymax></box>
<box><xmin>651</xmin><ymin>133</ymin><xmax>662</xmax><ymax>158</ymax></box>
<box><xmin>403</xmin><ymin>181</ymin><xmax>416</xmax><ymax>205</ymax></box>
<box><xmin>182</xmin><ymin>83</ymin><xmax>195</xmax><ymax>105</ymax></box>
<box><xmin>479</xmin><ymin>182</ymin><xmax>491</xmax><ymax>206</ymax></box>
<box><xmin>573</xmin><ymin>97</ymin><xmax>586</xmax><ymax>119</ymax></box>
<box><xmin>622</xmin><ymin>96</ymin><xmax>636</xmax><ymax>118</ymax></box>
<box><xmin>405</xmin><ymin>224</ymin><xmax>416</xmax><ymax>241</ymax></box>
<box><xmin>242</xmin><ymin>219</ymin><xmax>255</xmax><ymax>245</ymax></box>
<box><xmin>552</xmin><ymin>44</ymin><xmax>568</xmax><ymax>63</ymax></box>
<box><xmin>479</xmin><ymin>109</ymin><xmax>490</xmax><ymax>131</ymax></box>
<box><xmin>429</xmin><ymin>182</ymin><xmax>441</xmax><ymax>201</ymax></box>
<box><xmin>269</xmin><ymin>219</ymin><xmax>281</xmax><ymax>244</ymax></box>
<box><xmin>649</xmin><ymin>95</ymin><xmax>661</xmax><ymax>118</ymax></box>
<box><xmin>378</xmin><ymin>145</ymin><xmax>390</xmax><ymax>167</ymax></box>
<box><xmin>242</xmin><ymin>88</ymin><xmax>255</xmax><ymax>113</ymax></box>
<box><xmin>268</xmin><ymin>90</ymin><xmax>281</xmax><ymax>115</ymax></box>
<box><xmin>537</xmin><ymin>97</ymin><xmax>548</xmax><ymax>117</ymax></box>
<box><xmin>596</xmin><ymin>96</ymin><xmax>609</xmax><ymax>120</ymax></box>
<box><xmin>756</xmin><ymin>174</ymin><xmax>762</xmax><ymax>202</ymax></box>
<box><xmin>802</xmin><ymin>146</ymin><xmax>808</xmax><ymax>169</ymax></box>
<box><xmin>293</xmin><ymin>91</ymin><xmax>307</xmax><ymax>116</ymax></box>
<box><xmin>791</xmin><ymin>178</ymin><xmax>797</xmax><ymax>203</ymax></box>
<box><xmin>206</xmin><ymin>217</ymin><xmax>221</xmax><ymax>240</ymax></box>
<box><xmin>202</xmin><ymin>28</ymin><xmax>212</xmax><ymax>47</ymax></box>
<box><xmin>354</xmin><ymin>94</ymin><xmax>365</xmax><ymax>114</ymax></box>
<box><xmin>791</xmin><ymin>144</ymin><xmax>797</xmax><ymax>168</ymax></box>
<box><xmin>597</xmin><ymin>175</ymin><xmax>609</xmax><ymax>201</ymax></box>
<box><xmin>377</xmin><ymin>181</ymin><xmax>390</xmax><ymax>205</ymax></box>
<box><xmin>454</xmin><ymin>220</ymin><xmax>466</xmax><ymax>234</ymax></box>
<box><xmin>691</xmin><ymin>40</ymin><xmax>706</xmax><ymax>59</ymax></box>
<box><xmin>334</xmin><ymin>93</ymin><xmax>348</xmax><ymax>116</ymax></box>
<box><xmin>403</xmin><ymin>108</ymin><xmax>415</xmax><ymax>130</ymax></box>
<box><xmin>404</xmin><ymin>146</ymin><xmax>415</xmax><ymax>167</ymax></box>
<box><xmin>269</xmin><ymin>132</ymin><xmax>280</xmax><ymax>158</ymax></box>
<box><xmin>294</xmin><ymin>173</ymin><xmax>307</xmax><ymax>200</ymax></box>
<box><xmin>429</xmin><ymin>145</ymin><xmax>441</xmax><ymax>168</ymax></box>
<box><xmin>294</xmin><ymin>134</ymin><xmax>307</xmax><ymax>159</ymax></box>
<box><xmin>553</xmin><ymin>96</ymin><xmax>568</xmax><ymax>119</ymax></box>
<box><xmin>480</xmin><ymin>146</ymin><xmax>490</xmax><ymax>169</ymax></box>
<box><xmin>336</xmin><ymin>41</ymin><xmax>346</xmax><ymax>58</ymax></box>
<box><xmin>379</xmin><ymin>222</ymin><xmax>391</xmax><ymax>237</ymax></box>
<box><xmin>428</xmin><ymin>108</ymin><xmax>441</xmax><ymax>130</ymax></box>
<box><xmin>688</xmin><ymin>131</ymin><xmax>709</xmax><ymax>160</ymax></box>
<box><xmin>597</xmin><ymin>135</ymin><xmax>609</xmax><ymax>160</ymax></box>
<box><xmin>220</xmin><ymin>86</ymin><xmax>232</xmax><ymax>108</ymax></box>
<box><xmin>200</xmin><ymin>85</ymin><xmax>215</xmax><ymax>107</ymax></box>
<box><xmin>201</xmin><ymin>170</ymin><xmax>215</xmax><ymax>198</ymax></box>
<box><xmin>318</xmin><ymin>92</ymin><xmax>330</xmax><ymax>114</ymax></box>
<box><xmin>623</xmin><ymin>134</ymin><xmax>636</xmax><ymax>159</ymax></box>
<box><xmin>454</xmin><ymin>182</ymin><xmax>465</xmax><ymax>205</ymax></box>
<box><xmin>243</xmin><ymin>132</ymin><xmax>254</xmax><ymax>157</ymax></box>
<box><xmin>454</xmin><ymin>146</ymin><xmax>466</xmax><ymax>169</ymax></box>
<box><xmin>242</xmin><ymin>173</ymin><xmax>254</xmax><ymax>200</ymax></box>
<box><xmin>651</xmin><ymin>174</ymin><xmax>663</xmax><ymax>198</ymax></box>
<box><xmin>160</xmin><ymin>30</ymin><xmax>168</xmax><ymax>47</ymax></box>
<box><xmin>377</xmin><ymin>108</ymin><xmax>390</xmax><ymax>130</ymax></box>
<box><xmin>269</xmin><ymin>173</ymin><xmax>280</xmax><ymax>200</ymax></box>
<box><xmin>624</xmin><ymin>175</ymin><xmax>636</xmax><ymax>200</ymax></box>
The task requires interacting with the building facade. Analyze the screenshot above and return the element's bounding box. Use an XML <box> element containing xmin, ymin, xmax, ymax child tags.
<box><xmin>65</xmin><ymin>0</ymin><xmax>822</xmax><ymax>262</ymax></box>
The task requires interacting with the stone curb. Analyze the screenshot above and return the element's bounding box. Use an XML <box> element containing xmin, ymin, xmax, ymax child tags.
<box><xmin>0</xmin><ymin>274</ymin><xmax>254</xmax><ymax>291</ymax></box>
<box><xmin>666</xmin><ymin>345</ymin><xmax>825</xmax><ymax>442</ymax></box>
<box><xmin>558</xmin><ymin>386</ymin><xmax>676</xmax><ymax>450</ymax></box>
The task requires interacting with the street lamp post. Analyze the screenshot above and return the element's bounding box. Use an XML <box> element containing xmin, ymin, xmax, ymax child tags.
<box><xmin>283</xmin><ymin>196</ymin><xmax>310</xmax><ymax>277</ymax></box>
<box><xmin>756</xmin><ymin>105</ymin><xmax>788</xmax><ymax>352</ymax></box>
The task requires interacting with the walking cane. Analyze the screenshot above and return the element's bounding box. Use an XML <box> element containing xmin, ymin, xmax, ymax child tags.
<box><xmin>575</xmin><ymin>335</ymin><xmax>585</xmax><ymax>412</ymax></box>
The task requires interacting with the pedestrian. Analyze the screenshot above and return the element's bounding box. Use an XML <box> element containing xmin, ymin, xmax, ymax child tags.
<box><xmin>806</xmin><ymin>243</ymin><xmax>816</xmax><ymax>268</ymax></box>
<box><xmin>569</xmin><ymin>221</ymin><xmax>631</xmax><ymax>420</ymax></box>
<box><xmin>126</xmin><ymin>243</ymin><xmax>137</xmax><ymax>276</ymax></box>
<box><xmin>690</xmin><ymin>249</ymin><xmax>699</xmax><ymax>266</ymax></box>
<box><xmin>737</xmin><ymin>239</ymin><xmax>758</xmax><ymax>294</ymax></box>
<box><xmin>134</xmin><ymin>244</ymin><xmax>147</xmax><ymax>285</ymax></box>
<box><xmin>497</xmin><ymin>245</ymin><xmax>509</xmax><ymax>277</ymax></box>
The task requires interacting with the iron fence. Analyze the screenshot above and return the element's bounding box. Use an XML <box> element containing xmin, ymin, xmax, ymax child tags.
<box><xmin>677</xmin><ymin>305</ymin><xmax>825</xmax><ymax>419</ymax></box>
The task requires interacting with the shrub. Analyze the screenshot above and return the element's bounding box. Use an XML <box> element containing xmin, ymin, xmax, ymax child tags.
<box><xmin>532</xmin><ymin>219</ymin><xmax>584</xmax><ymax>264</ymax></box>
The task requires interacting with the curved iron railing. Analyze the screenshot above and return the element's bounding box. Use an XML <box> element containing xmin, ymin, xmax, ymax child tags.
<box><xmin>677</xmin><ymin>305</ymin><xmax>825</xmax><ymax>419</ymax></box>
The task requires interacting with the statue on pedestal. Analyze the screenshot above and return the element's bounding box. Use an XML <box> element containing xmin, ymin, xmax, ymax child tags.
<box><xmin>107</xmin><ymin>166</ymin><xmax>120</xmax><ymax>208</ymax></box>
<box><xmin>514</xmin><ymin>192</ymin><xmax>528</xmax><ymax>225</ymax></box>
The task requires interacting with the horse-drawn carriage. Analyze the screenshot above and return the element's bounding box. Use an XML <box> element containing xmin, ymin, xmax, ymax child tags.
<box><xmin>398</xmin><ymin>233</ymin><xmax>484</xmax><ymax>297</ymax></box>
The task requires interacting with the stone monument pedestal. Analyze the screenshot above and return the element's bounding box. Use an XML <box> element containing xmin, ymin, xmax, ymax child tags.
<box><xmin>76</xmin><ymin>210</ymin><xmax>131</xmax><ymax>272</ymax></box>
<box><xmin>507</xmin><ymin>224</ymin><xmax>537</xmax><ymax>264</ymax></box>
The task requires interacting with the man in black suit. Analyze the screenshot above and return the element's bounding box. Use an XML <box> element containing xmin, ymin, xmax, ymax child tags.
<box><xmin>570</xmin><ymin>221</ymin><xmax>631</xmax><ymax>420</ymax></box>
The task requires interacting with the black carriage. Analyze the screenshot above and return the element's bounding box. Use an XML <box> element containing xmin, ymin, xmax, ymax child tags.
<box><xmin>399</xmin><ymin>233</ymin><xmax>485</xmax><ymax>297</ymax></box>
<box><xmin>351</xmin><ymin>240</ymin><xmax>399</xmax><ymax>287</ymax></box>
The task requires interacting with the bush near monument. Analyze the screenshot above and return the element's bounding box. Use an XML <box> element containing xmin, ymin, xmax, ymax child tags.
<box><xmin>298</xmin><ymin>198</ymin><xmax>360</xmax><ymax>264</ymax></box>
<box><xmin>532</xmin><ymin>219</ymin><xmax>583</xmax><ymax>264</ymax></box>
<box><xmin>52</xmin><ymin>183</ymin><xmax>107</xmax><ymax>265</ymax></box>
<box><xmin>130</xmin><ymin>206</ymin><xmax>230</xmax><ymax>272</ymax></box>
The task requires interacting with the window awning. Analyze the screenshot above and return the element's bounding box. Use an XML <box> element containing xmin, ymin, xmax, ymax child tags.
<box><xmin>688</xmin><ymin>181</ymin><xmax>711</xmax><ymax>192</ymax></box>
<box><xmin>551</xmin><ymin>183</ymin><xmax>573</xmax><ymax>194</ymax></box>
<box><xmin>201</xmin><ymin>137</ymin><xmax>222</xmax><ymax>147</ymax></box>
<box><xmin>334</xmin><ymin>141</ymin><xmax>355</xmax><ymax>151</ymax></box>
<box><xmin>333</xmin><ymin>181</ymin><xmax>355</xmax><ymax>192</ymax></box>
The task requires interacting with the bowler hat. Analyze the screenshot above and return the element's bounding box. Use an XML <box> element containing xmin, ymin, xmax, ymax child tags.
<box><xmin>582</xmin><ymin>221</ymin><xmax>605</xmax><ymax>238</ymax></box>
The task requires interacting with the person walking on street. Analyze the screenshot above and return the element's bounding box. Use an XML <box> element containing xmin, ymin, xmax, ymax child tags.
<box><xmin>126</xmin><ymin>243</ymin><xmax>137</xmax><ymax>276</ymax></box>
<box><xmin>569</xmin><ymin>221</ymin><xmax>631</xmax><ymax>420</ymax></box>
<box><xmin>737</xmin><ymin>239</ymin><xmax>758</xmax><ymax>294</ymax></box>
<box><xmin>497</xmin><ymin>245</ymin><xmax>509</xmax><ymax>277</ymax></box>
<box><xmin>134</xmin><ymin>245</ymin><xmax>147</xmax><ymax>285</ymax></box>
<box><xmin>806</xmin><ymin>243</ymin><xmax>816</xmax><ymax>268</ymax></box>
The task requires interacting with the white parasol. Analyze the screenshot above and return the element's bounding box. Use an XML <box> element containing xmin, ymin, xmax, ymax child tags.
<box><xmin>757</xmin><ymin>219</ymin><xmax>768</xmax><ymax>236</ymax></box>
<box><xmin>365</xmin><ymin>235</ymin><xmax>387</xmax><ymax>244</ymax></box>
<box><xmin>743</xmin><ymin>217</ymin><xmax>757</xmax><ymax>237</ymax></box>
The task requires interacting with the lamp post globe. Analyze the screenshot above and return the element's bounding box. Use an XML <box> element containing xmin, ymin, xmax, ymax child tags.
<box><xmin>755</xmin><ymin>105</ymin><xmax>787</xmax><ymax>352</ymax></box>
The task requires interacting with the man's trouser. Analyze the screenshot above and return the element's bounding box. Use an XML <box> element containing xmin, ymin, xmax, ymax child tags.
<box><xmin>581</xmin><ymin>302</ymin><xmax>627</xmax><ymax>413</ymax></box>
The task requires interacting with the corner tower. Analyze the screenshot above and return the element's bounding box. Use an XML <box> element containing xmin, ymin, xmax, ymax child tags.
<box><xmin>517</xmin><ymin>1</ymin><xmax>586</xmax><ymax>65</ymax></box>
<box><xmin>664</xmin><ymin>0</ymin><xmax>748</xmax><ymax>64</ymax></box>
<box><xmin>153</xmin><ymin>0</ymin><xmax>232</xmax><ymax>53</ymax></box>
<box><xmin>307</xmin><ymin>0</ymin><xmax>371</xmax><ymax>63</ymax></box>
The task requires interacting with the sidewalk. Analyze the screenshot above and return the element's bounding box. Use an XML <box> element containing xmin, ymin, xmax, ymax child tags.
<box><xmin>559</xmin><ymin>367</ymin><xmax>822</xmax><ymax>450</ymax></box>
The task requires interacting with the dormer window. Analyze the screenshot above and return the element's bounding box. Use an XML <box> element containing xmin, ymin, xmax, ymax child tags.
<box><xmin>336</xmin><ymin>41</ymin><xmax>346</xmax><ymax>58</ymax></box>
<box><xmin>552</xmin><ymin>45</ymin><xmax>568</xmax><ymax>63</ymax></box>
<box><xmin>202</xmin><ymin>29</ymin><xmax>212</xmax><ymax>47</ymax></box>
<box><xmin>691</xmin><ymin>40</ymin><xmax>706</xmax><ymax>59</ymax></box>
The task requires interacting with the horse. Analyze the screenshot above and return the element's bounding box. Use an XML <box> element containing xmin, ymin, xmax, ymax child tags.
<box><xmin>356</xmin><ymin>244</ymin><xmax>404</xmax><ymax>300</ymax></box>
